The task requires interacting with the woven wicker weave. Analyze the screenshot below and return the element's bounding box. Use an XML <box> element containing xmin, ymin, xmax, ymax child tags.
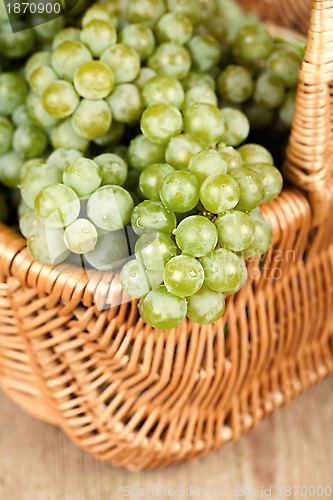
<box><xmin>0</xmin><ymin>0</ymin><xmax>333</xmax><ymax>470</ymax></box>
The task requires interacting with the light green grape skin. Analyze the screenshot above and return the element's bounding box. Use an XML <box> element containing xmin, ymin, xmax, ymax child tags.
<box><xmin>127</xmin><ymin>0</ymin><xmax>166</xmax><ymax>27</ymax></box>
<box><xmin>0</xmin><ymin>73</ymin><xmax>29</xmax><ymax>116</ymax></box>
<box><xmin>119</xmin><ymin>23</ymin><xmax>155</xmax><ymax>61</ymax></box>
<box><xmin>20</xmin><ymin>158</ymin><xmax>46</xmax><ymax>182</ymax></box>
<box><xmin>94</xmin><ymin>153</ymin><xmax>128</xmax><ymax>186</ymax></box>
<box><xmin>200</xmin><ymin>173</ymin><xmax>240</xmax><ymax>214</ymax></box>
<box><xmin>187</xmin><ymin>34</ymin><xmax>221</xmax><ymax>72</ymax></box>
<box><xmin>279</xmin><ymin>90</ymin><xmax>295</xmax><ymax>128</ymax></box>
<box><xmin>20</xmin><ymin>163</ymin><xmax>62</xmax><ymax>208</ymax></box>
<box><xmin>19</xmin><ymin>209</ymin><xmax>38</xmax><ymax>239</ymax></box>
<box><xmin>131</xmin><ymin>200</ymin><xmax>177</xmax><ymax>236</ymax></box>
<box><xmin>267</xmin><ymin>47</ymin><xmax>301</xmax><ymax>88</ymax></box>
<box><xmin>181</xmin><ymin>71</ymin><xmax>216</xmax><ymax>91</ymax></box>
<box><xmin>87</xmin><ymin>185</ymin><xmax>134</xmax><ymax>231</ymax></box>
<box><xmin>254</xmin><ymin>71</ymin><xmax>286</xmax><ymax>110</ymax></box>
<box><xmin>106</xmin><ymin>83</ymin><xmax>144</xmax><ymax>124</ymax></box>
<box><xmin>220</xmin><ymin>108</ymin><xmax>250</xmax><ymax>147</ymax></box>
<box><xmin>232</xmin><ymin>167</ymin><xmax>265</xmax><ymax>212</ymax></box>
<box><xmin>12</xmin><ymin>124</ymin><xmax>48</xmax><ymax>160</ymax></box>
<box><xmin>142</xmin><ymin>74</ymin><xmax>185</xmax><ymax>109</ymax></box>
<box><xmin>134</xmin><ymin>68</ymin><xmax>157</xmax><ymax>90</ymax></box>
<box><xmin>27</xmin><ymin>223</ymin><xmax>70</xmax><ymax>266</ymax></box>
<box><xmin>165</xmin><ymin>133</ymin><xmax>206</xmax><ymax>170</ymax></box>
<box><xmin>139</xmin><ymin>285</ymin><xmax>187</xmax><ymax>330</ymax></box>
<box><xmin>34</xmin><ymin>184</ymin><xmax>81</xmax><ymax>229</ymax></box>
<box><xmin>47</xmin><ymin>148</ymin><xmax>83</xmax><ymax>171</ymax></box>
<box><xmin>28</xmin><ymin>65</ymin><xmax>58</xmax><ymax>96</ymax></box>
<box><xmin>0</xmin><ymin>151</ymin><xmax>24</xmax><ymax>189</ymax></box>
<box><xmin>51</xmin><ymin>119</ymin><xmax>89</xmax><ymax>152</ymax></box>
<box><xmin>135</xmin><ymin>231</ymin><xmax>177</xmax><ymax>270</ymax></box>
<box><xmin>182</xmin><ymin>86</ymin><xmax>218</xmax><ymax>111</ymax></box>
<box><xmin>74</xmin><ymin>61</ymin><xmax>114</xmax><ymax>100</ymax></box>
<box><xmin>139</xmin><ymin>163</ymin><xmax>175</xmax><ymax>200</ymax></box>
<box><xmin>217</xmin><ymin>146</ymin><xmax>244</xmax><ymax>171</ymax></box>
<box><xmin>81</xmin><ymin>4</ymin><xmax>115</xmax><ymax>27</ymax></box>
<box><xmin>0</xmin><ymin>23</ymin><xmax>35</xmax><ymax>59</ymax></box>
<box><xmin>201</xmin><ymin>247</ymin><xmax>247</xmax><ymax>293</ymax></box>
<box><xmin>63</xmin><ymin>158</ymin><xmax>102</xmax><ymax>198</ymax></box>
<box><xmin>164</xmin><ymin>254</ymin><xmax>204</xmax><ymax>297</ymax></box>
<box><xmin>241</xmin><ymin>212</ymin><xmax>273</xmax><ymax>258</ymax></box>
<box><xmin>148</xmin><ymin>42</ymin><xmax>191</xmax><ymax>80</ymax></box>
<box><xmin>166</xmin><ymin>0</ymin><xmax>203</xmax><ymax>25</ymax></box>
<box><xmin>217</xmin><ymin>65</ymin><xmax>254</xmax><ymax>104</ymax></box>
<box><xmin>84</xmin><ymin>229</ymin><xmax>129</xmax><ymax>271</ymax></box>
<box><xmin>120</xmin><ymin>259</ymin><xmax>164</xmax><ymax>298</ymax></box>
<box><xmin>215</xmin><ymin>210</ymin><xmax>255</xmax><ymax>252</ymax></box>
<box><xmin>184</xmin><ymin>103</ymin><xmax>225</xmax><ymax>145</ymax></box>
<box><xmin>51</xmin><ymin>41</ymin><xmax>93</xmax><ymax>81</ymax></box>
<box><xmin>52</xmin><ymin>28</ymin><xmax>81</xmax><ymax>50</ymax></box>
<box><xmin>237</xmin><ymin>143</ymin><xmax>273</xmax><ymax>166</ymax></box>
<box><xmin>175</xmin><ymin>215</ymin><xmax>218</xmax><ymax>257</ymax></box>
<box><xmin>159</xmin><ymin>170</ymin><xmax>199</xmax><ymax>213</ymax></box>
<box><xmin>42</xmin><ymin>80</ymin><xmax>79</xmax><ymax>119</ymax></box>
<box><xmin>0</xmin><ymin>116</ymin><xmax>13</xmax><ymax>154</ymax></box>
<box><xmin>71</xmin><ymin>99</ymin><xmax>112</xmax><ymax>140</ymax></box>
<box><xmin>156</xmin><ymin>12</ymin><xmax>193</xmax><ymax>45</ymax></box>
<box><xmin>233</xmin><ymin>23</ymin><xmax>273</xmax><ymax>62</ymax></box>
<box><xmin>25</xmin><ymin>51</ymin><xmax>51</xmax><ymax>80</ymax></box>
<box><xmin>26</xmin><ymin>93</ymin><xmax>59</xmax><ymax>128</ymax></box>
<box><xmin>141</xmin><ymin>103</ymin><xmax>183</xmax><ymax>145</ymax></box>
<box><xmin>12</xmin><ymin>105</ymin><xmax>33</xmax><ymax>127</ymax></box>
<box><xmin>101</xmin><ymin>44</ymin><xmax>141</xmax><ymax>83</ymax></box>
<box><xmin>187</xmin><ymin>284</ymin><xmax>225</xmax><ymax>324</ymax></box>
<box><xmin>128</xmin><ymin>134</ymin><xmax>166</xmax><ymax>172</ymax></box>
<box><xmin>63</xmin><ymin>218</ymin><xmax>98</xmax><ymax>254</ymax></box>
<box><xmin>188</xmin><ymin>149</ymin><xmax>227</xmax><ymax>183</ymax></box>
<box><xmin>248</xmin><ymin>163</ymin><xmax>283</xmax><ymax>202</ymax></box>
<box><xmin>80</xmin><ymin>19</ymin><xmax>117</xmax><ymax>57</ymax></box>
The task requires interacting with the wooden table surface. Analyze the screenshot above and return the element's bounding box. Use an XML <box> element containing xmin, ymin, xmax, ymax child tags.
<box><xmin>0</xmin><ymin>378</ymin><xmax>332</xmax><ymax>500</ymax></box>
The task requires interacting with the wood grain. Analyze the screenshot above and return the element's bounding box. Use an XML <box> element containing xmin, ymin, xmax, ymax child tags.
<box><xmin>0</xmin><ymin>378</ymin><xmax>332</xmax><ymax>500</ymax></box>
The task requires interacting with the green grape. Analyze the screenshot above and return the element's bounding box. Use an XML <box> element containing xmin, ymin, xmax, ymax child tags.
<box><xmin>254</xmin><ymin>71</ymin><xmax>286</xmax><ymax>110</ymax></box>
<box><xmin>106</xmin><ymin>83</ymin><xmax>144</xmax><ymax>123</ymax></box>
<box><xmin>128</xmin><ymin>134</ymin><xmax>166</xmax><ymax>172</ymax></box>
<box><xmin>12</xmin><ymin>124</ymin><xmax>48</xmax><ymax>160</ymax></box>
<box><xmin>201</xmin><ymin>247</ymin><xmax>247</xmax><ymax>293</ymax></box>
<box><xmin>42</xmin><ymin>80</ymin><xmax>79</xmax><ymax>118</ymax></box>
<box><xmin>28</xmin><ymin>65</ymin><xmax>58</xmax><ymax>96</ymax></box>
<box><xmin>134</xmin><ymin>67</ymin><xmax>157</xmax><ymax>89</ymax></box>
<box><xmin>12</xmin><ymin>105</ymin><xmax>33</xmax><ymax>127</ymax></box>
<box><xmin>188</xmin><ymin>149</ymin><xmax>227</xmax><ymax>183</ymax></box>
<box><xmin>0</xmin><ymin>73</ymin><xmax>29</xmax><ymax>116</ymax></box>
<box><xmin>80</xmin><ymin>19</ymin><xmax>117</xmax><ymax>57</ymax></box>
<box><xmin>20</xmin><ymin>158</ymin><xmax>46</xmax><ymax>181</ymax></box>
<box><xmin>63</xmin><ymin>158</ymin><xmax>102</xmax><ymax>198</ymax></box>
<box><xmin>33</xmin><ymin>16</ymin><xmax>66</xmax><ymax>43</ymax></box>
<box><xmin>142</xmin><ymin>74</ymin><xmax>185</xmax><ymax>108</ymax></box>
<box><xmin>84</xmin><ymin>229</ymin><xmax>129</xmax><ymax>271</ymax></box>
<box><xmin>0</xmin><ymin>151</ymin><xmax>24</xmax><ymax>189</ymax></box>
<box><xmin>184</xmin><ymin>103</ymin><xmax>225</xmax><ymax>145</ymax></box>
<box><xmin>127</xmin><ymin>0</ymin><xmax>166</xmax><ymax>27</ymax></box>
<box><xmin>51</xmin><ymin>41</ymin><xmax>92</xmax><ymax>81</ymax></box>
<box><xmin>267</xmin><ymin>46</ymin><xmax>301</xmax><ymax>88</ymax></box>
<box><xmin>175</xmin><ymin>215</ymin><xmax>218</xmax><ymax>257</ymax></box>
<box><xmin>200</xmin><ymin>173</ymin><xmax>240</xmax><ymax>213</ymax></box>
<box><xmin>26</xmin><ymin>92</ymin><xmax>59</xmax><ymax>128</ymax></box>
<box><xmin>135</xmin><ymin>231</ymin><xmax>177</xmax><ymax>270</ymax></box>
<box><xmin>34</xmin><ymin>184</ymin><xmax>81</xmax><ymax>228</ymax></box>
<box><xmin>21</xmin><ymin>162</ymin><xmax>62</xmax><ymax>208</ymax></box>
<box><xmin>139</xmin><ymin>285</ymin><xmax>187</xmax><ymax>329</ymax></box>
<box><xmin>27</xmin><ymin>223</ymin><xmax>70</xmax><ymax>266</ymax></box>
<box><xmin>241</xmin><ymin>210</ymin><xmax>273</xmax><ymax>257</ymax></box>
<box><xmin>101</xmin><ymin>44</ymin><xmax>141</xmax><ymax>83</ymax></box>
<box><xmin>93</xmin><ymin>121</ymin><xmax>125</xmax><ymax>147</ymax></box>
<box><xmin>232</xmin><ymin>167</ymin><xmax>265</xmax><ymax>211</ymax></box>
<box><xmin>0</xmin><ymin>116</ymin><xmax>14</xmax><ymax>154</ymax></box>
<box><xmin>141</xmin><ymin>103</ymin><xmax>183</xmax><ymax>145</ymax></box>
<box><xmin>181</xmin><ymin>71</ymin><xmax>216</xmax><ymax>91</ymax></box>
<box><xmin>220</xmin><ymin>108</ymin><xmax>250</xmax><ymax>147</ymax></box>
<box><xmin>94</xmin><ymin>153</ymin><xmax>128</xmax><ymax>186</ymax></box>
<box><xmin>148</xmin><ymin>42</ymin><xmax>191</xmax><ymax>80</ymax></box>
<box><xmin>156</xmin><ymin>12</ymin><xmax>193</xmax><ymax>45</ymax></box>
<box><xmin>165</xmin><ymin>133</ymin><xmax>206</xmax><ymax>170</ymax></box>
<box><xmin>25</xmin><ymin>51</ymin><xmax>51</xmax><ymax>80</ymax></box>
<box><xmin>159</xmin><ymin>170</ymin><xmax>199</xmax><ymax>213</ymax></box>
<box><xmin>248</xmin><ymin>163</ymin><xmax>283</xmax><ymax>202</ymax></box>
<box><xmin>120</xmin><ymin>23</ymin><xmax>155</xmax><ymax>60</ymax></box>
<box><xmin>64</xmin><ymin>218</ymin><xmax>98</xmax><ymax>254</ymax></box>
<box><xmin>47</xmin><ymin>148</ymin><xmax>83</xmax><ymax>171</ymax></box>
<box><xmin>278</xmin><ymin>90</ymin><xmax>295</xmax><ymax>127</ymax></box>
<box><xmin>166</xmin><ymin>0</ymin><xmax>203</xmax><ymax>25</ymax></box>
<box><xmin>73</xmin><ymin>61</ymin><xmax>114</xmax><ymax>99</ymax></box>
<box><xmin>51</xmin><ymin>118</ymin><xmax>90</xmax><ymax>152</ymax></box>
<box><xmin>215</xmin><ymin>210</ymin><xmax>255</xmax><ymax>252</ymax></box>
<box><xmin>87</xmin><ymin>185</ymin><xmax>134</xmax><ymax>231</ymax></box>
<box><xmin>0</xmin><ymin>22</ymin><xmax>35</xmax><ymax>59</ymax></box>
<box><xmin>131</xmin><ymin>200</ymin><xmax>176</xmax><ymax>236</ymax></box>
<box><xmin>217</xmin><ymin>65</ymin><xmax>254</xmax><ymax>104</ymax></box>
<box><xmin>139</xmin><ymin>163</ymin><xmax>175</xmax><ymax>200</ymax></box>
<box><xmin>186</xmin><ymin>284</ymin><xmax>225</xmax><ymax>324</ymax></box>
<box><xmin>81</xmin><ymin>4</ymin><xmax>115</xmax><ymax>27</ymax></box>
<box><xmin>233</xmin><ymin>23</ymin><xmax>273</xmax><ymax>62</ymax></box>
<box><xmin>71</xmin><ymin>99</ymin><xmax>112</xmax><ymax>140</ymax></box>
<box><xmin>237</xmin><ymin>143</ymin><xmax>273</xmax><ymax>166</ymax></box>
<box><xmin>187</xmin><ymin>34</ymin><xmax>221</xmax><ymax>72</ymax></box>
<box><xmin>182</xmin><ymin>85</ymin><xmax>218</xmax><ymax>111</ymax></box>
<box><xmin>217</xmin><ymin>146</ymin><xmax>243</xmax><ymax>171</ymax></box>
<box><xmin>243</xmin><ymin>101</ymin><xmax>274</xmax><ymax>130</ymax></box>
<box><xmin>120</xmin><ymin>259</ymin><xmax>164</xmax><ymax>297</ymax></box>
<box><xmin>164</xmin><ymin>254</ymin><xmax>204</xmax><ymax>297</ymax></box>
<box><xmin>52</xmin><ymin>27</ymin><xmax>81</xmax><ymax>49</ymax></box>
<box><xmin>19</xmin><ymin>209</ymin><xmax>38</xmax><ymax>238</ymax></box>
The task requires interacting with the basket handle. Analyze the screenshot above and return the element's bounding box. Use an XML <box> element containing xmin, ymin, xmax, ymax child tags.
<box><xmin>283</xmin><ymin>0</ymin><xmax>333</xmax><ymax>222</ymax></box>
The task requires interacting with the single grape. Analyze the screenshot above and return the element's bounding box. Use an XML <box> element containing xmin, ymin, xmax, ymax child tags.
<box><xmin>241</xmin><ymin>210</ymin><xmax>273</xmax><ymax>257</ymax></box>
<box><xmin>215</xmin><ymin>210</ymin><xmax>255</xmax><ymax>252</ymax></box>
<box><xmin>28</xmin><ymin>65</ymin><xmax>58</xmax><ymax>96</ymax></box>
<box><xmin>156</xmin><ymin>12</ymin><xmax>193</xmax><ymax>45</ymax></box>
<box><xmin>217</xmin><ymin>145</ymin><xmax>243</xmax><ymax>171</ymax></box>
<box><xmin>175</xmin><ymin>215</ymin><xmax>218</xmax><ymax>257</ymax></box>
<box><xmin>141</xmin><ymin>103</ymin><xmax>183</xmax><ymax>145</ymax></box>
<box><xmin>0</xmin><ymin>116</ymin><xmax>14</xmax><ymax>154</ymax></box>
<box><xmin>84</xmin><ymin>229</ymin><xmax>129</xmax><ymax>271</ymax></box>
<box><xmin>73</xmin><ymin>61</ymin><xmax>114</xmax><ymax>99</ymax></box>
<box><xmin>80</xmin><ymin>19</ymin><xmax>117</xmax><ymax>57</ymax></box>
<box><xmin>267</xmin><ymin>46</ymin><xmax>301</xmax><ymax>88</ymax></box>
<box><xmin>220</xmin><ymin>108</ymin><xmax>250</xmax><ymax>147</ymax></box>
<box><xmin>47</xmin><ymin>148</ymin><xmax>83</xmax><ymax>171</ymax></box>
<box><xmin>26</xmin><ymin>92</ymin><xmax>59</xmax><ymax>128</ymax></box>
<box><xmin>51</xmin><ymin>118</ymin><xmax>89</xmax><ymax>152</ymax></box>
<box><xmin>165</xmin><ymin>133</ymin><xmax>206</xmax><ymax>170</ymax></box>
<box><xmin>12</xmin><ymin>124</ymin><xmax>48</xmax><ymax>160</ymax></box>
<box><xmin>200</xmin><ymin>173</ymin><xmax>240</xmax><ymax>214</ymax></box>
<box><xmin>27</xmin><ymin>223</ymin><xmax>70</xmax><ymax>266</ymax></box>
<box><xmin>0</xmin><ymin>151</ymin><xmax>24</xmax><ymax>189</ymax></box>
<box><xmin>164</xmin><ymin>255</ymin><xmax>204</xmax><ymax>297</ymax></box>
<box><xmin>237</xmin><ymin>143</ymin><xmax>273</xmax><ymax>166</ymax></box>
<box><xmin>139</xmin><ymin>285</ymin><xmax>187</xmax><ymax>329</ymax></box>
<box><xmin>34</xmin><ymin>184</ymin><xmax>81</xmax><ymax>228</ymax></box>
<box><xmin>233</xmin><ymin>23</ymin><xmax>273</xmax><ymax>62</ymax></box>
<box><xmin>51</xmin><ymin>41</ymin><xmax>92</xmax><ymax>81</ymax></box>
<box><xmin>135</xmin><ymin>231</ymin><xmax>177</xmax><ymax>269</ymax></box>
<box><xmin>0</xmin><ymin>22</ymin><xmax>35</xmax><ymax>59</ymax></box>
<box><xmin>166</xmin><ymin>0</ymin><xmax>203</xmax><ymax>25</ymax></box>
<box><xmin>201</xmin><ymin>247</ymin><xmax>247</xmax><ymax>293</ymax></box>
<box><xmin>12</xmin><ymin>105</ymin><xmax>33</xmax><ymax>127</ymax></box>
<box><xmin>248</xmin><ymin>163</ymin><xmax>283</xmax><ymax>202</ymax></box>
<box><xmin>87</xmin><ymin>185</ymin><xmax>134</xmax><ymax>231</ymax></box>
<box><xmin>52</xmin><ymin>27</ymin><xmax>81</xmax><ymax>49</ymax></box>
<box><xmin>120</xmin><ymin>259</ymin><xmax>163</xmax><ymax>298</ymax></box>
<box><xmin>81</xmin><ymin>4</ymin><xmax>115</xmax><ymax>27</ymax></box>
<box><xmin>131</xmin><ymin>200</ymin><xmax>177</xmax><ymax>236</ymax></box>
<box><xmin>187</xmin><ymin>284</ymin><xmax>225</xmax><ymax>324</ymax></box>
<box><xmin>119</xmin><ymin>23</ymin><xmax>155</xmax><ymax>60</ymax></box>
<box><xmin>184</xmin><ymin>103</ymin><xmax>225</xmax><ymax>145</ymax></box>
<box><xmin>21</xmin><ymin>163</ymin><xmax>62</xmax><ymax>208</ymax></box>
<box><xmin>63</xmin><ymin>158</ymin><xmax>102</xmax><ymax>198</ymax></box>
<box><xmin>0</xmin><ymin>73</ymin><xmax>29</xmax><ymax>116</ymax></box>
<box><xmin>217</xmin><ymin>65</ymin><xmax>254</xmax><ymax>104</ymax></box>
<box><xmin>142</xmin><ymin>74</ymin><xmax>185</xmax><ymax>108</ymax></box>
<box><xmin>181</xmin><ymin>71</ymin><xmax>216</xmax><ymax>91</ymax></box>
<box><xmin>101</xmin><ymin>44</ymin><xmax>141</xmax><ymax>83</ymax></box>
<box><xmin>139</xmin><ymin>163</ymin><xmax>175</xmax><ymax>200</ymax></box>
<box><xmin>71</xmin><ymin>99</ymin><xmax>112</xmax><ymax>140</ymax></box>
<box><xmin>148</xmin><ymin>42</ymin><xmax>191</xmax><ymax>80</ymax></box>
<box><xmin>25</xmin><ymin>51</ymin><xmax>51</xmax><ymax>80</ymax></box>
<box><xmin>254</xmin><ymin>71</ymin><xmax>286</xmax><ymax>110</ymax></box>
<box><xmin>106</xmin><ymin>83</ymin><xmax>144</xmax><ymax>123</ymax></box>
<box><xmin>182</xmin><ymin>85</ymin><xmax>218</xmax><ymax>111</ymax></box>
<box><xmin>42</xmin><ymin>80</ymin><xmax>80</xmax><ymax>118</ymax></box>
<box><xmin>128</xmin><ymin>134</ymin><xmax>166</xmax><ymax>172</ymax></box>
<box><xmin>232</xmin><ymin>167</ymin><xmax>265</xmax><ymax>211</ymax></box>
<box><xmin>94</xmin><ymin>153</ymin><xmax>128</xmax><ymax>186</ymax></box>
<box><xmin>187</xmin><ymin>34</ymin><xmax>221</xmax><ymax>72</ymax></box>
<box><xmin>127</xmin><ymin>0</ymin><xmax>166</xmax><ymax>27</ymax></box>
<box><xmin>188</xmin><ymin>149</ymin><xmax>227</xmax><ymax>183</ymax></box>
<box><xmin>159</xmin><ymin>170</ymin><xmax>199</xmax><ymax>213</ymax></box>
<box><xmin>64</xmin><ymin>218</ymin><xmax>98</xmax><ymax>254</ymax></box>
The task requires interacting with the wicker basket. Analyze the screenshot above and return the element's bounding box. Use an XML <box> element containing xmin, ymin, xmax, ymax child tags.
<box><xmin>0</xmin><ymin>0</ymin><xmax>333</xmax><ymax>471</ymax></box>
